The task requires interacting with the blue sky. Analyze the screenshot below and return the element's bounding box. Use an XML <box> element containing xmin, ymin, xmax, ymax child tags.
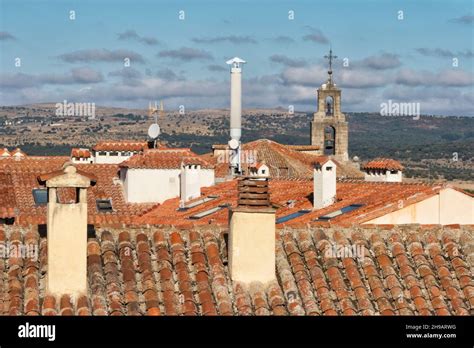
<box><xmin>1</xmin><ymin>0</ymin><xmax>473</xmax><ymax>115</ymax></box>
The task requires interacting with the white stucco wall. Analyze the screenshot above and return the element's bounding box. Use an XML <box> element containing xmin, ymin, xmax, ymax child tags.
<box><xmin>200</xmin><ymin>169</ymin><xmax>215</xmax><ymax>188</ymax></box>
<box><xmin>314</xmin><ymin>160</ymin><xmax>337</xmax><ymax>209</ymax></box>
<box><xmin>439</xmin><ymin>188</ymin><xmax>473</xmax><ymax>224</ymax></box>
<box><xmin>72</xmin><ymin>157</ymin><xmax>93</xmax><ymax>164</ymax></box>
<box><xmin>94</xmin><ymin>152</ymin><xmax>135</xmax><ymax>164</ymax></box>
<box><xmin>364</xmin><ymin>188</ymin><xmax>473</xmax><ymax>225</ymax></box>
<box><xmin>386</xmin><ymin>170</ymin><xmax>402</xmax><ymax>182</ymax></box>
<box><xmin>122</xmin><ymin>167</ymin><xmax>215</xmax><ymax>204</ymax></box>
<box><xmin>124</xmin><ymin>168</ymin><xmax>181</xmax><ymax>203</ymax></box>
<box><xmin>364</xmin><ymin>170</ymin><xmax>402</xmax><ymax>182</ymax></box>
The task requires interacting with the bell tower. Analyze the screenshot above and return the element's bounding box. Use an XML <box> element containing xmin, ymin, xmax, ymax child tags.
<box><xmin>311</xmin><ymin>49</ymin><xmax>349</xmax><ymax>162</ymax></box>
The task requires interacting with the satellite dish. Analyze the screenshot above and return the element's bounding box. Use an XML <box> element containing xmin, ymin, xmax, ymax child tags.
<box><xmin>148</xmin><ymin>123</ymin><xmax>160</xmax><ymax>139</ymax></box>
<box><xmin>228</xmin><ymin>139</ymin><xmax>239</xmax><ymax>150</ymax></box>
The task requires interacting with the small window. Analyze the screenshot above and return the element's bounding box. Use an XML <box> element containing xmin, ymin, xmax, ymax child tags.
<box><xmin>109</xmin><ymin>151</ymin><xmax>118</xmax><ymax>156</ymax></box>
<box><xmin>326</xmin><ymin>166</ymin><xmax>333</xmax><ymax>171</ymax></box>
<box><xmin>390</xmin><ymin>170</ymin><xmax>398</xmax><ymax>174</ymax></box>
<box><xmin>96</xmin><ymin>199</ymin><xmax>113</xmax><ymax>212</ymax></box>
<box><xmin>33</xmin><ymin>189</ymin><xmax>48</xmax><ymax>205</ymax></box>
<box><xmin>261</xmin><ymin>170</ymin><xmax>266</xmax><ymax>174</ymax></box>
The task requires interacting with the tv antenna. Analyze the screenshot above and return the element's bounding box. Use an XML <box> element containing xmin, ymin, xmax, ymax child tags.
<box><xmin>148</xmin><ymin>101</ymin><xmax>162</xmax><ymax>141</ymax></box>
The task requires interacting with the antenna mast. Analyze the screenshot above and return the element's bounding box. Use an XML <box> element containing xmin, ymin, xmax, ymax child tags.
<box><xmin>149</xmin><ymin>101</ymin><xmax>159</xmax><ymax>124</ymax></box>
<box><xmin>147</xmin><ymin>101</ymin><xmax>161</xmax><ymax>148</ymax></box>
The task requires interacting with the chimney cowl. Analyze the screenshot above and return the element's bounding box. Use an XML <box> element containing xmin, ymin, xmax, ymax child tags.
<box><xmin>236</xmin><ymin>177</ymin><xmax>272</xmax><ymax>209</ymax></box>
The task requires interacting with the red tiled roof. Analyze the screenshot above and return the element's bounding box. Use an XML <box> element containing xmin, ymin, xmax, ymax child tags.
<box><xmin>1</xmin><ymin>224</ymin><xmax>472</xmax><ymax>316</ymax></box>
<box><xmin>287</xmin><ymin>145</ymin><xmax>320</xmax><ymax>151</ymax></box>
<box><xmin>214</xmin><ymin>144</ymin><xmax>321</xmax><ymax>152</ymax></box>
<box><xmin>250</xmin><ymin>162</ymin><xmax>266</xmax><ymax>170</ymax></box>
<box><xmin>0</xmin><ymin>171</ymin><xmax>16</xmax><ymax>218</ymax></box>
<box><xmin>0</xmin><ymin>157</ymin><xmax>155</xmax><ymax>224</ymax></box>
<box><xmin>0</xmin><ymin>154</ymin><xmax>467</xmax><ymax>228</ymax></box>
<box><xmin>363</xmin><ymin>158</ymin><xmax>404</xmax><ymax>171</ymax></box>
<box><xmin>137</xmin><ymin>178</ymin><xmax>459</xmax><ymax>227</ymax></box>
<box><xmin>92</xmin><ymin>141</ymin><xmax>148</xmax><ymax>152</ymax></box>
<box><xmin>120</xmin><ymin>148</ymin><xmax>214</xmax><ymax>170</ymax></box>
<box><xmin>206</xmin><ymin>139</ymin><xmax>363</xmax><ymax>179</ymax></box>
<box><xmin>313</xmin><ymin>156</ymin><xmax>333</xmax><ymax>166</ymax></box>
<box><xmin>71</xmin><ymin>148</ymin><xmax>91</xmax><ymax>158</ymax></box>
<box><xmin>38</xmin><ymin>165</ymin><xmax>98</xmax><ymax>184</ymax></box>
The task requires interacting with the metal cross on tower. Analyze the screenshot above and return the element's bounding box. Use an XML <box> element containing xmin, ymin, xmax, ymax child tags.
<box><xmin>324</xmin><ymin>48</ymin><xmax>337</xmax><ymax>83</ymax></box>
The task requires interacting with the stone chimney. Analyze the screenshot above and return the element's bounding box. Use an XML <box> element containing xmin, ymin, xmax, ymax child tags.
<box><xmin>314</xmin><ymin>158</ymin><xmax>337</xmax><ymax>209</ymax></box>
<box><xmin>39</xmin><ymin>162</ymin><xmax>96</xmax><ymax>297</ymax></box>
<box><xmin>228</xmin><ymin>177</ymin><xmax>276</xmax><ymax>283</ymax></box>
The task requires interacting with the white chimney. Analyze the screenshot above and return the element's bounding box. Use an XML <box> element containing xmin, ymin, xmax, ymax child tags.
<box><xmin>180</xmin><ymin>163</ymin><xmax>201</xmax><ymax>202</ymax></box>
<box><xmin>226</xmin><ymin>57</ymin><xmax>246</xmax><ymax>175</ymax></box>
<box><xmin>314</xmin><ymin>159</ymin><xmax>337</xmax><ymax>209</ymax></box>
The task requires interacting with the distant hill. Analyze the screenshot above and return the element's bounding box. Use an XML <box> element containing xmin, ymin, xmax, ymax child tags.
<box><xmin>1</xmin><ymin>104</ymin><xmax>473</xmax><ymax>181</ymax></box>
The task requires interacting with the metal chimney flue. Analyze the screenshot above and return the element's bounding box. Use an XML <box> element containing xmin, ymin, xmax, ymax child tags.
<box><xmin>226</xmin><ymin>57</ymin><xmax>246</xmax><ymax>175</ymax></box>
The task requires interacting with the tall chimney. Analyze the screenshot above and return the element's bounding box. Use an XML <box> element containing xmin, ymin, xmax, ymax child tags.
<box><xmin>314</xmin><ymin>158</ymin><xmax>337</xmax><ymax>209</ymax></box>
<box><xmin>40</xmin><ymin>162</ymin><xmax>96</xmax><ymax>297</ymax></box>
<box><xmin>226</xmin><ymin>57</ymin><xmax>246</xmax><ymax>175</ymax></box>
<box><xmin>228</xmin><ymin>177</ymin><xmax>276</xmax><ymax>283</ymax></box>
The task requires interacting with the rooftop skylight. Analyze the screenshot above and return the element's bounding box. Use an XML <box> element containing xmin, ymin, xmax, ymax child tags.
<box><xmin>316</xmin><ymin>204</ymin><xmax>364</xmax><ymax>221</ymax></box>
<box><xmin>188</xmin><ymin>203</ymin><xmax>229</xmax><ymax>219</ymax></box>
<box><xmin>178</xmin><ymin>195</ymin><xmax>219</xmax><ymax>211</ymax></box>
<box><xmin>276</xmin><ymin>209</ymin><xmax>312</xmax><ymax>224</ymax></box>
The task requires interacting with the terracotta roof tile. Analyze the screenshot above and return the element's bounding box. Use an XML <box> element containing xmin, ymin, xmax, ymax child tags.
<box><xmin>92</xmin><ymin>141</ymin><xmax>148</xmax><ymax>152</ymax></box>
<box><xmin>363</xmin><ymin>158</ymin><xmax>404</xmax><ymax>171</ymax></box>
<box><xmin>0</xmin><ymin>157</ymin><xmax>156</xmax><ymax>223</ymax></box>
<box><xmin>71</xmin><ymin>148</ymin><xmax>91</xmax><ymax>158</ymax></box>
<box><xmin>137</xmin><ymin>178</ymin><xmax>460</xmax><ymax>228</ymax></box>
<box><xmin>2</xmin><ymin>155</ymin><xmax>469</xmax><ymax>229</ymax></box>
<box><xmin>208</xmin><ymin>139</ymin><xmax>362</xmax><ymax>179</ymax></box>
<box><xmin>0</xmin><ymin>224</ymin><xmax>472</xmax><ymax>316</ymax></box>
<box><xmin>121</xmin><ymin>148</ymin><xmax>213</xmax><ymax>170</ymax></box>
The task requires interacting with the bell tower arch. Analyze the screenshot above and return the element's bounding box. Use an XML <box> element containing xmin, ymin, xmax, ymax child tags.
<box><xmin>311</xmin><ymin>49</ymin><xmax>349</xmax><ymax>161</ymax></box>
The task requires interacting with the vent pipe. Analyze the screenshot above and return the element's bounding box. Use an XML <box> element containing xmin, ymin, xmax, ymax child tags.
<box><xmin>226</xmin><ymin>57</ymin><xmax>246</xmax><ymax>175</ymax></box>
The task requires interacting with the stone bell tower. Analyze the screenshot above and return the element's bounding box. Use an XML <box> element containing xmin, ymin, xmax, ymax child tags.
<box><xmin>311</xmin><ymin>49</ymin><xmax>349</xmax><ymax>162</ymax></box>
